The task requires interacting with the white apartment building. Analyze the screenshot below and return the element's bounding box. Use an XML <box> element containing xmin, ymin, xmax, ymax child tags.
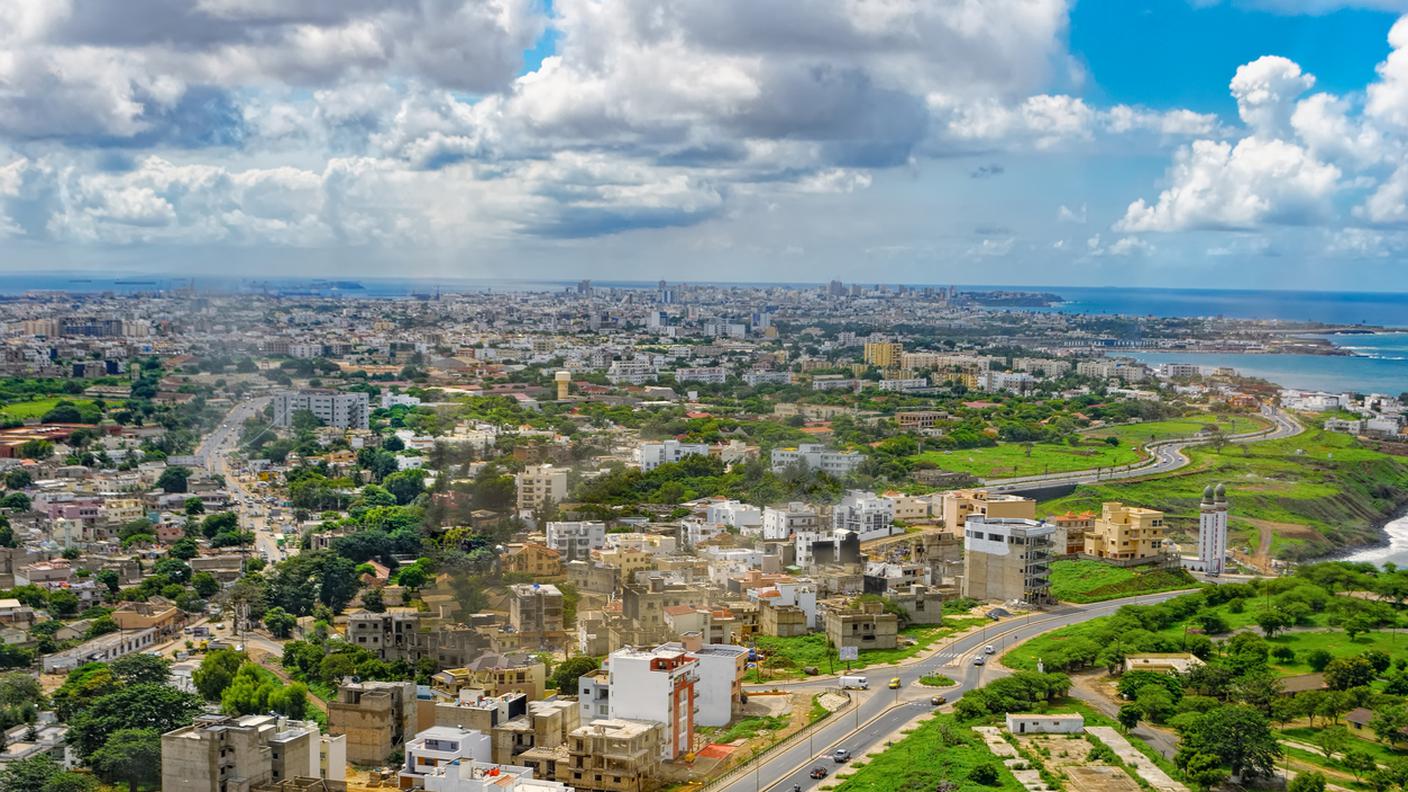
<box><xmin>705</xmin><ymin>500</ymin><xmax>762</xmax><ymax>532</ymax></box>
<box><xmin>420</xmin><ymin>760</ymin><xmax>572</xmax><ymax>792</ymax></box>
<box><xmin>657</xmin><ymin>642</ymin><xmax>747</xmax><ymax>728</ymax></box>
<box><xmin>272</xmin><ymin>389</ymin><xmax>370</xmax><ymax>429</ymax></box>
<box><xmin>545</xmin><ymin>521</ymin><xmax>607</xmax><ymax>562</ymax></box>
<box><xmin>747</xmin><ymin>579</ymin><xmax>818</xmax><ymax>628</ymax></box>
<box><xmin>976</xmin><ymin>370</ymin><xmax>1038</xmax><ymax>394</ymax></box>
<box><xmin>582</xmin><ymin>646</ymin><xmax>700</xmax><ymax>759</ymax></box>
<box><xmin>876</xmin><ymin>378</ymin><xmax>928</xmax><ymax>392</ymax></box>
<box><xmin>637</xmin><ymin>440</ymin><xmax>709</xmax><ymax>471</ymax></box>
<box><xmin>674</xmin><ymin>367</ymin><xmax>727</xmax><ymax>384</ymax></box>
<box><xmin>770</xmin><ymin>444</ymin><xmax>862</xmax><ymax>476</ymax></box>
<box><xmin>516</xmin><ymin>464</ymin><xmax>568</xmax><ymax>514</ymax></box>
<box><xmin>832</xmin><ymin>491</ymin><xmax>896</xmax><ymax>542</ymax></box>
<box><xmin>400</xmin><ymin>726</ymin><xmax>494</xmax><ymax>789</ymax></box>
<box><xmin>743</xmin><ymin>370</ymin><xmax>793</xmax><ymax>386</ymax></box>
<box><xmin>761</xmin><ymin>502</ymin><xmax>820</xmax><ymax>540</ymax></box>
<box><xmin>607</xmin><ymin>359</ymin><xmax>657</xmax><ymax>385</ymax></box>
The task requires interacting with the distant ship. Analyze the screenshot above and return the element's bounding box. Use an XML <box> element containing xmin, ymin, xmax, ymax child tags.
<box><xmin>310</xmin><ymin>279</ymin><xmax>364</xmax><ymax>290</ymax></box>
<box><xmin>114</xmin><ymin>279</ymin><xmax>157</xmax><ymax>285</ymax></box>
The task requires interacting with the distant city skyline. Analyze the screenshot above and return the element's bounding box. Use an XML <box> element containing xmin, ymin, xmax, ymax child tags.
<box><xmin>2</xmin><ymin>1</ymin><xmax>1408</xmax><ymax>289</ymax></box>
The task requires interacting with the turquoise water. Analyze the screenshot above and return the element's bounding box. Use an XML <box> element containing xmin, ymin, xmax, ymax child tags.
<box><xmin>1131</xmin><ymin>333</ymin><xmax>1408</xmax><ymax>394</ymax></box>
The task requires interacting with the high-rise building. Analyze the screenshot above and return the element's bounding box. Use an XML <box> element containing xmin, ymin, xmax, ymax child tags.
<box><xmin>961</xmin><ymin>516</ymin><xmax>1054</xmax><ymax>604</ymax></box>
<box><xmin>516</xmin><ymin>464</ymin><xmax>568</xmax><ymax>514</ymax></box>
<box><xmin>863</xmin><ymin>341</ymin><xmax>902</xmax><ymax>369</ymax></box>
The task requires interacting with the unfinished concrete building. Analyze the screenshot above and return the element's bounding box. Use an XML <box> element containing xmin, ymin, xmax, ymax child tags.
<box><xmin>327</xmin><ymin>680</ymin><xmax>416</xmax><ymax>767</ymax></box>
<box><xmin>557</xmin><ymin>719</ymin><xmax>664</xmax><ymax>792</ymax></box>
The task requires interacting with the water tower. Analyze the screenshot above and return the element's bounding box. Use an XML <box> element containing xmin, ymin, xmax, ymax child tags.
<box><xmin>554</xmin><ymin>370</ymin><xmax>572</xmax><ymax>400</ymax></box>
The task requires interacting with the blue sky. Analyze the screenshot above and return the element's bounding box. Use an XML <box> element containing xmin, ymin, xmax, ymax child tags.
<box><xmin>1</xmin><ymin>0</ymin><xmax>1407</xmax><ymax>290</ymax></box>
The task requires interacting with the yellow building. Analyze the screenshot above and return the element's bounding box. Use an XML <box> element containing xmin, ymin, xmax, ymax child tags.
<box><xmin>939</xmin><ymin>489</ymin><xmax>1036</xmax><ymax>536</ymax></box>
<box><xmin>1082</xmin><ymin>502</ymin><xmax>1166</xmax><ymax>561</ymax></box>
<box><xmin>863</xmin><ymin>341</ymin><xmax>902</xmax><ymax>369</ymax></box>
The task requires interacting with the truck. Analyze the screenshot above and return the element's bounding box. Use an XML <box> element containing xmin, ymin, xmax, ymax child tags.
<box><xmin>839</xmin><ymin>675</ymin><xmax>869</xmax><ymax>690</ymax></box>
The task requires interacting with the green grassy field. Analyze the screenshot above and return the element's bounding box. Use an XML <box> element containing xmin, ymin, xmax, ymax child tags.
<box><xmin>911</xmin><ymin>440</ymin><xmax>1141</xmax><ymax>480</ymax></box>
<box><xmin>1086</xmin><ymin>413</ymin><xmax>1268</xmax><ymax>445</ymax></box>
<box><xmin>918</xmin><ymin>674</ymin><xmax>956</xmax><ymax>687</ymax></box>
<box><xmin>1265</xmin><ymin>629</ymin><xmax>1408</xmax><ymax>674</ymax></box>
<box><xmin>1048</xmin><ymin>559</ymin><xmax>1201</xmax><ymax>603</ymax></box>
<box><xmin>1003</xmin><ymin>593</ymin><xmax>1292</xmax><ymax>672</ymax></box>
<box><xmin>829</xmin><ymin>712</ymin><xmax>1026</xmax><ymax>792</ymax></box>
<box><xmin>1037</xmin><ymin>428</ymin><xmax>1408</xmax><ymax>560</ymax></box>
<box><xmin>0</xmin><ymin>397</ymin><xmax>103</xmax><ymax>420</ymax></box>
<box><xmin>751</xmin><ymin>618</ymin><xmax>988</xmax><ymax>680</ymax></box>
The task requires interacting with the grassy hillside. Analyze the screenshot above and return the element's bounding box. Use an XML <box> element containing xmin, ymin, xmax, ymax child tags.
<box><xmin>1038</xmin><ymin>428</ymin><xmax>1408</xmax><ymax>560</ymax></box>
<box><xmin>1048</xmin><ymin>559</ymin><xmax>1200</xmax><ymax>603</ymax></box>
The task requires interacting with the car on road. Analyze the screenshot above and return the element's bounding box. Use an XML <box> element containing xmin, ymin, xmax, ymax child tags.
<box><xmin>832</xmin><ymin>749</ymin><xmax>851</xmax><ymax>763</ymax></box>
<box><xmin>888</xmin><ymin>677</ymin><xmax>901</xmax><ymax>689</ymax></box>
<box><xmin>930</xmin><ymin>695</ymin><xmax>946</xmax><ymax>706</ymax></box>
<box><xmin>973</xmin><ymin>656</ymin><xmax>985</xmax><ymax>666</ymax></box>
<box><xmin>810</xmin><ymin>767</ymin><xmax>828</xmax><ymax>779</ymax></box>
<box><xmin>983</xmin><ymin>645</ymin><xmax>995</xmax><ymax>654</ymax></box>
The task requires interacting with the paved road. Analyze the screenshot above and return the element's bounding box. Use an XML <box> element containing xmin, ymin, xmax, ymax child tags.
<box><xmin>986</xmin><ymin>406</ymin><xmax>1302</xmax><ymax>493</ymax></box>
<box><xmin>721</xmin><ymin>590</ymin><xmax>1194</xmax><ymax>792</ymax></box>
<box><xmin>195</xmin><ymin>397</ymin><xmax>290</xmax><ymax>564</ymax></box>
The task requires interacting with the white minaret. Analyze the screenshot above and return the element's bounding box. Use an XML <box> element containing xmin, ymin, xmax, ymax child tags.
<box><xmin>1198</xmin><ymin>483</ymin><xmax>1229</xmax><ymax>576</ymax></box>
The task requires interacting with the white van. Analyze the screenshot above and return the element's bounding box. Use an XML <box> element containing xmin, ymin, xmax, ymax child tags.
<box><xmin>839</xmin><ymin>675</ymin><xmax>869</xmax><ymax>690</ymax></box>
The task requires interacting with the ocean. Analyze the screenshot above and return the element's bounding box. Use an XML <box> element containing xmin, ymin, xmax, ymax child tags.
<box><xmin>1131</xmin><ymin>334</ymin><xmax>1408</xmax><ymax>395</ymax></box>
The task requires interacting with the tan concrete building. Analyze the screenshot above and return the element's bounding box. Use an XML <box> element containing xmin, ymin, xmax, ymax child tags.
<box><xmin>1048</xmin><ymin>511</ymin><xmax>1094</xmax><ymax>556</ymax></box>
<box><xmin>939</xmin><ymin>489</ymin><xmax>1035</xmax><ymax>535</ymax></box>
<box><xmin>327</xmin><ymin>680</ymin><xmax>416</xmax><ymax>766</ymax></box>
<box><xmin>557</xmin><ymin>719</ymin><xmax>664</xmax><ymax>792</ymax></box>
<box><xmin>431</xmin><ymin>653</ymin><xmax>548</xmax><ymax>701</ymax></box>
<box><xmin>516</xmin><ymin>464</ymin><xmax>568</xmax><ymax>514</ymax></box>
<box><xmin>500</xmin><ymin>542</ymin><xmax>563</xmax><ymax>578</ymax></box>
<box><xmin>509</xmin><ymin>583</ymin><xmax>565</xmax><ymax>646</ymax></box>
<box><xmin>490</xmin><ymin>698</ymin><xmax>580</xmax><ymax>767</ymax></box>
<box><xmin>961</xmin><ymin>516</ymin><xmax>1054</xmax><ymax>604</ymax></box>
<box><xmin>1082</xmin><ymin>502</ymin><xmax>1166</xmax><ymax>562</ymax></box>
<box><xmin>822</xmin><ymin>597</ymin><xmax>898</xmax><ymax>650</ymax></box>
<box><xmin>111</xmin><ymin>597</ymin><xmax>186</xmax><ymax>640</ymax></box>
<box><xmin>162</xmin><ymin>714</ymin><xmax>346</xmax><ymax>792</ymax></box>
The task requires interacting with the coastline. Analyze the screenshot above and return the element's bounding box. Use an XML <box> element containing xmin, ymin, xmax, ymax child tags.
<box><xmin>1335</xmin><ymin>507</ymin><xmax>1408</xmax><ymax>567</ymax></box>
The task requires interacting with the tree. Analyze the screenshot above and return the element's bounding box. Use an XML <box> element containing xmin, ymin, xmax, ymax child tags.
<box><xmin>1325</xmin><ymin>656</ymin><xmax>1376</xmax><ymax>691</ymax></box>
<box><xmin>1316</xmin><ymin>725</ymin><xmax>1349</xmax><ymax>760</ymax></box>
<box><xmin>1256</xmin><ymin>609</ymin><xmax>1290</xmax><ymax>638</ymax></box>
<box><xmin>193</xmin><ymin>649</ymin><xmax>245</xmax><ymax>701</ymax></box>
<box><xmin>1372</xmin><ymin>704</ymin><xmax>1408</xmax><ymax>746</ymax></box>
<box><xmin>383</xmin><ymin>469</ymin><xmax>426</xmax><ymax>505</ymax></box>
<box><xmin>169</xmin><ymin>537</ymin><xmax>199</xmax><ymax>560</ymax></box>
<box><xmin>156</xmin><ymin>466</ymin><xmax>190</xmax><ymax>493</ymax></box>
<box><xmin>548</xmin><ymin>655</ymin><xmax>601</xmax><ymax>695</ymax></box>
<box><xmin>1344</xmin><ymin>749</ymin><xmax>1378</xmax><ymax>781</ymax></box>
<box><xmin>1306</xmin><ymin>649</ymin><xmax>1333</xmax><ymax>673</ymax></box>
<box><xmin>46</xmin><ymin>589</ymin><xmax>78</xmax><ymax>618</ymax></box>
<box><xmin>361</xmin><ymin>586</ymin><xmax>386</xmax><ymax>613</ymax></box>
<box><xmin>183</xmin><ymin>497</ymin><xmax>205</xmax><ymax>516</ymax></box>
<box><xmin>0</xmin><ymin>755</ymin><xmax>64</xmax><ymax>792</ymax></box>
<box><xmin>263</xmin><ymin>607</ymin><xmax>297</xmax><ymax>639</ymax></box>
<box><xmin>0</xmin><ymin>672</ymin><xmax>41</xmax><ymax>709</ymax></box>
<box><xmin>111</xmin><ymin>653</ymin><xmax>171</xmax><ymax>686</ymax></box>
<box><xmin>152</xmin><ymin>557</ymin><xmax>191</xmax><ymax>584</ymax></box>
<box><xmin>1181</xmin><ymin>751</ymin><xmax>1230</xmax><ymax>792</ymax></box>
<box><xmin>1176</xmin><ymin>705</ymin><xmax>1280</xmax><ymax>781</ymax></box>
<box><xmin>88</xmin><ymin>728</ymin><xmax>161</xmax><ymax>792</ymax></box>
<box><xmin>967</xmin><ymin>764</ymin><xmax>1000</xmax><ymax>786</ymax></box>
<box><xmin>67</xmin><ymin>683</ymin><xmax>203</xmax><ymax>758</ymax></box>
<box><xmin>191</xmin><ymin>571</ymin><xmax>220</xmax><ymax>598</ymax></box>
<box><xmin>1287</xmin><ymin>772</ymin><xmax>1326</xmax><ymax>792</ymax></box>
<box><xmin>1118</xmin><ymin>704</ymin><xmax>1143</xmax><ymax>729</ymax></box>
<box><xmin>4</xmin><ymin>468</ymin><xmax>32</xmax><ymax>490</ymax></box>
<box><xmin>39</xmin><ymin>774</ymin><xmax>99</xmax><ymax>792</ymax></box>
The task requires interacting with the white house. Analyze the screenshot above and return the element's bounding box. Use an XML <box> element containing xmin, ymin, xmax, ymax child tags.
<box><xmin>1004</xmin><ymin>714</ymin><xmax>1084</xmax><ymax>734</ymax></box>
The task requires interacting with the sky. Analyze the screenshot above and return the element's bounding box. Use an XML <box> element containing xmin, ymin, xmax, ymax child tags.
<box><xmin>3</xmin><ymin>0</ymin><xmax>1408</xmax><ymax>290</ymax></box>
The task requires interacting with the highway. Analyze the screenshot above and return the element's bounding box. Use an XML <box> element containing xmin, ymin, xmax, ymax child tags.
<box><xmin>986</xmin><ymin>405</ymin><xmax>1302</xmax><ymax>493</ymax></box>
<box><xmin>722</xmin><ymin>590</ymin><xmax>1193</xmax><ymax>792</ymax></box>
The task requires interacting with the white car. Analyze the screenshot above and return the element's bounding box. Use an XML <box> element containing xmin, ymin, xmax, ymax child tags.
<box><xmin>983</xmin><ymin>645</ymin><xmax>995</xmax><ymax>655</ymax></box>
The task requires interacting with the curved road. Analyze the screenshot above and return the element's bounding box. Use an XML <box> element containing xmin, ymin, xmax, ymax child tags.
<box><xmin>720</xmin><ymin>590</ymin><xmax>1193</xmax><ymax>792</ymax></box>
<box><xmin>986</xmin><ymin>406</ymin><xmax>1302</xmax><ymax>493</ymax></box>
